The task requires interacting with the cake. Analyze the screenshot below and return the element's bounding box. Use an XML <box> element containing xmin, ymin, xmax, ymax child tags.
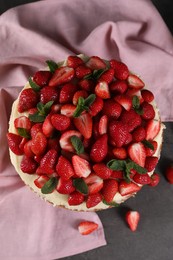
<box><xmin>7</xmin><ymin>54</ymin><xmax>164</xmax><ymax>211</ymax></box>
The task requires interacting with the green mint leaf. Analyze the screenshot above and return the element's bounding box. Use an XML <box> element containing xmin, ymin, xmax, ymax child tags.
<box><xmin>73</xmin><ymin>106</ymin><xmax>84</xmax><ymax>118</ymax></box>
<box><xmin>83</xmin><ymin>73</ymin><xmax>93</xmax><ymax>80</ymax></box>
<box><xmin>17</xmin><ymin>128</ymin><xmax>30</xmax><ymax>139</ymax></box>
<box><xmin>37</xmin><ymin>102</ymin><xmax>45</xmax><ymax>115</ymax></box>
<box><xmin>41</xmin><ymin>177</ymin><xmax>58</xmax><ymax>194</ymax></box>
<box><xmin>84</xmin><ymin>94</ymin><xmax>96</xmax><ymax>107</ymax></box>
<box><xmin>29</xmin><ymin>112</ymin><xmax>45</xmax><ymax>123</ymax></box>
<box><xmin>132</xmin><ymin>95</ymin><xmax>140</xmax><ymax>109</ymax></box>
<box><xmin>78</xmin><ymin>97</ymin><xmax>85</xmax><ymax>106</ymax></box>
<box><xmin>123</xmin><ymin>168</ymin><xmax>132</xmax><ymax>183</ymax></box>
<box><xmin>126</xmin><ymin>161</ymin><xmax>147</xmax><ymax>174</ymax></box>
<box><xmin>107</xmin><ymin>159</ymin><xmax>126</xmax><ymax>171</ymax></box>
<box><xmin>73</xmin><ymin>178</ymin><xmax>88</xmax><ymax>195</ymax></box>
<box><xmin>43</xmin><ymin>101</ymin><xmax>54</xmax><ymax>114</ymax></box>
<box><xmin>142</xmin><ymin>140</ymin><xmax>154</xmax><ymax>150</ymax></box>
<box><xmin>29</xmin><ymin>77</ymin><xmax>41</xmax><ymax>92</ymax></box>
<box><xmin>102</xmin><ymin>199</ymin><xmax>120</xmax><ymax>207</ymax></box>
<box><xmin>37</xmin><ymin>101</ymin><xmax>54</xmax><ymax>116</ymax></box>
<box><xmin>46</xmin><ymin>60</ymin><xmax>58</xmax><ymax>73</ymax></box>
<box><xmin>70</xmin><ymin>136</ymin><xmax>84</xmax><ymax>155</ymax></box>
<box><xmin>93</xmin><ymin>69</ymin><xmax>107</xmax><ymax>80</ymax></box>
<box><xmin>73</xmin><ymin>94</ymin><xmax>96</xmax><ymax>117</ymax></box>
<box><xmin>135</xmin><ymin>107</ymin><xmax>144</xmax><ymax>115</ymax></box>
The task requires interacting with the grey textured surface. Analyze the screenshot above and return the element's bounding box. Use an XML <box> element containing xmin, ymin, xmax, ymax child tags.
<box><xmin>1</xmin><ymin>1</ymin><xmax>173</xmax><ymax>260</ymax></box>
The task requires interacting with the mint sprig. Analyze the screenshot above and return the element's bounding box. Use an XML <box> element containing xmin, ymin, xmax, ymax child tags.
<box><xmin>29</xmin><ymin>77</ymin><xmax>41</xmax><ymax>92</ymax></box>
<box><xmin>17</xmin><ymin>128</ymin><xmax>30</xmax><ymax>139</ymax></box>
<box><xmin>84</xmin><ymin>69</ymin><xmax>107</xmax><ymax>80</ymax></box>
<box><xmin>29</xmin><ymin>101</ymin><xmax>54</xmax><ymax>123</ymax></box>
<box><xmin>46</xmin><ymin>60</ymin><xmax>59</xmax><ymax>73</ymax></box>
<box><xmin>41</xmin><ymin>177</ymin><xmax>58</xmax><ymax>194</ymax></box>
<box><xmin>73</xmin><ymin>94</ymin><xmax>96</xmax><ymax>117</ymax></box>
<box><xmin>132</xmin><ymin>95</ymin><xmax>143</xmax><ymax>115</ymax></box>
<box><xmin>70</xmin><ymin>136</ymin><xmax>84</xmax><ymax>155</ymax></box>
<box><xmin>102</xmin><ymin>199</ymin><xmax>120</xmax><ymax>207</ymax></box>
<box><xmin>142</xmin><ymin>140</ymin><xmax>154</xmax><ymax>150</ymax></box>
<box><xmin>73</xmin><ymin>178</ymin><xmax>88</xmax><ymax>195</ymax></box>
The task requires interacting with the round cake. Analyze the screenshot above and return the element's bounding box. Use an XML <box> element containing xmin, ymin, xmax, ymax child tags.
<box><xmin>7</xmin><ymin>54</ymin><xmax>164</xmax><ymax>211</ymax></box>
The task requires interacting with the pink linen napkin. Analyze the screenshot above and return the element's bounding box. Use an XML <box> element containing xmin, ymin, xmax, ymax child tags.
<box><xmin>0</xmin><ymin>0</ymin><xmax>173</xmax><ymax>259</ymax></box>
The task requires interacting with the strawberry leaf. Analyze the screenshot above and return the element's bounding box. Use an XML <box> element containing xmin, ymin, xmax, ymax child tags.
<box><xmin>41</xmin><ymin>177</ymin><xmax>58</xmax><ymax>194</ymax></box>
<box><xmin>73</xmin><ymin>178</ymin><xmax>88</xmax><ymax>195</ymax></box>
<box><xmin>17</xmin><ymin>128</ymin><xmax>30</xmax><ymax>139</ymax></box>
<box><xmin>102</xmin><ymin>199</ymin><xmax>120</xmax><ymax>207</ymax></box>
<box><xmin>70</xmin><ymin>136</ymin><xmax>84</xmax><ymax>155</ymax></box>
<box><xmin>142</xmin><ymin>140</ymin><xmax>154</xmax><ymax>150</ymax></box>
<box><xmin>46</xmin><ymin>60</ymin><xmax>59</xmax><ymax>73</ymax></box>
<box><xmin>29</xmin><ymin>77</ymin><xmax>41</xmax><ymax>92</ymax></box>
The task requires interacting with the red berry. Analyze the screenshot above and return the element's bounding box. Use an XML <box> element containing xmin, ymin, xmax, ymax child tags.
<box><xmin>128</xmin><ymin>142</ymin><xmax>146</xmax><ymax>167</ymax></box>
<box><xmin>121</xmin><ymin>109</ymin><xmax>142</xmax><ymax>132</ymax></box>
<box><xmin>86</xmin><ymin>56</ymin><xmax>106</xmax><ymax>70</ymax></box>
<box><xmin>56</xmin><ymin>155</ymin><xmax>75</xmax><ymax>180</ymax></box>
<box><xmin>57</xmin><ymin>178</ymin><xmax>75</xmax><ymax>194</ymax></box>
<box><xmin>49</xmin><ymin>66</ymin><xmax>75</xmax><ymax>87</ymax></box>
<box><xmin>148</xmin><ymin>173</ymin><xmax>160</xmax><ymax>187</ymax></box>
<box><xmin>40</xmin><ymin>86</ymin><xmax>59</xmax><ymax>104</ymax></box>
<box><xmin>132</xmin><ymin>126</ymin><xmax>146</xmax><ymax>142</ymax></box>
<box><xmin>14</xmin><ymin>116</ymin><xmax>32</xmax><ymax>130</ymax></box>
<box><xmin>101</xmin><ymin>179</ymin><xmax>118</xmax><ymax>203</ymax></box>
<box><xmin>73</xmin><ymin>113</ymin><xmax>92</xmax><ymax>139</ymax></box>
<box><xmin>51</xmin><ymin>114</ymin><xmax>71</xmax><ymax>131</ymax></box>
<box><xmin>141</xmin><ymin>102</ymin><xmax>155</xmax><ymax>120</ymax></box>
<box><xmin>98</xmin><ymin>68</ymin><xmax>114</xmax><ymax>84</ymax></box>
<box><xmin>110</xmin><ymin>59</ymin><xmax>129</xmax><ymax>80</ymax></box>
<box><xmin>145</xmin><ymin>119</ymin><xmax>161</xmax><ymax>141</ymax></box>
<box><xmin>7</xmin><ymin>133</ymin><xmax>23</xmax><ymax>155</ymax></box>
<box><xmin>75</xmin><ymin>65</ymin><xmax>92</xmax><ymax>79</ymax></box>
<box><xmin>78</xmin><ymin>221</ymin><xmax>98</xmax><ymax>235</ymax></box>
<box><xmin>20</xmin><ymin>155</ymin><xmax>38</xmax><ymax>174</ymax></box>
<box><xmin>93</xmin><ymin>163</ymin><xmax>113</xmax><ymax>179</ymax></box>
<box><xmin>18</xmin><ymin>88</ymin><xmax>38</xmax><ymax>113</ymax></box>
<box><xmin>89</xmin><ymin>96</ymin><xmax>104</xmax><ymax>116</ymax></box>
<box><xmin>34</xmin><ymin>175</ymin><xmax>50</xmax><ymax>188</ymax></box>
<box><xmin>103</xmin><ymin>99</ymin><xmax>122</xmax><ymax>119</ymax></box>
<box><xmin>72</xmin><ymin>90</ymin><xmax>88</xmax><ymax>105</ymax></box>
<box><xmin>145</xmin><ymin>156</ymin><xmax>158</xmax><ymax>172</ymax></box>
<box><xmin>165</xmin><ymin>165</ymin><xmax>173</xmax><ymax>184</ymax></box>
<box><xmin>67</xmin><ymin>55</ymin><xmax>84</xmax><ymax>68</ymax></box>
<box><xmin>59</xmin><ymin>83</ymin><xmax>78</xmax><ymax>104</ymax></box>
<box><xmin>72</xmin><ymin>155</ymin><xmax>91</xmax><ymax>178</ymax></box>
<box><xmin>95</xmin><ymin>81</ymin><xmax>110</xmax><ymax>99</ymax></box>
<box><xmin>127</xmin><ymin>74</ymin><xmax>145</xmax><ymax>89</ymax></box>
<box><xmin>36</xmin><ymin>149</ymin><xmax>58</xmax><ymax>175</ymax></box>
<box><xmin>109</xmin><ymin>80</ymin><xmax>128</xmax><ymax>94</ymax></box>
<box><xmin>109</xmin><ymin>121</ymin><xmax>129</xmax><ymax>148</ymax></box>
<box><xmin>90</xmin><ymin>134</ymin><xmax>108</xmax><ymax>163</ymax></box>
<box><xmin>141</xmin><ymin>89</ymin><xmax>154</xmax><ymax>102</ymax></box>
<box><xmin>68</xmin><ymin>191</ymin><xmax>84</xmax><ymax>205</ymax></box>
<box><xmin>33</xmin><ymin>71</ymin><xmax>52</xmax><ymax>87</ymax></box>
<box><xmin>59</xmin><ymin>130</ymin><xmax>82</xmax><ymax>152</ymax></box>
<box><xmin>86</xmin><ymin>193</ymin><xmax>102</xmax><ymax>208</ymax></box>
<box><xmin>125</xmin><ymin>211</ymin><xmax>140</xmax><ymax>231</ymax></box>
<box><xmin>119</xmin><ymin>181</ymin><xmax>141</xmax><ymax>196</ymax></box>
<box><xmin>84</xmin><ymin>173</ymin><xmax>103</xmax><ymax>194</ymax></box>
<box><xmin>31</xmin><ymin>132</ymin><xmax>47</xmax><ymax>156</ymax></box>
<box><xmin>133</xmin><ymin>173</ymin><xmax>151</xmax><ymax>185</ymax></box>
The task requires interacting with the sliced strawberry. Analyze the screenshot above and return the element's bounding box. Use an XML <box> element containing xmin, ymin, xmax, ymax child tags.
<box><xmin>78</xmin><ymin>221</ymin><xmax>98</xmax><ymax>235</ymax></box>
<box><xmin>75</xmin><ymin>65</ymin><xmax>92</xmax><ymax>79</ymax></box>
<box><xmin>86</xmin><ymin>56</ymin><xmax>106</xmax><ymax>70</ymax></box>
<box><xmin>56</xmin><ymin>155</ymin><xmax>75</xmax><ymax>180</ymax></box>
<box><xmin>72</xmin><ymin>90</ymin><xmax>88</xmax><ymax>105</ymax></box>
<box><xmin>72</xmin><ymin>155</ymin><xmax>91</xmax><ymax>178</ymax></box>
<box><xmin>141</xmin><ymin>89</ymin><xmax>154</xmax><ymax>102</ymax></box>
<box><xmin>67</xmin><ymin>55</ymin><xmax>84</xmax><ymax>68</ymax></box>
<box><xmin>18</xmin><ymin>88</ymin><xmax>39</xmax><ymax>113</ymax></box>
<box><xmin>132</xmin><ymin>126</ymin><xmax>146</xmax><ymax>142</ymax></box>
<box><xmin>103</xmin><ymin>99</ymin><xmax>122</xmax><ymax>119</ymax></box>
<box><xmin>31</xmin><ymin>132</ymin><xmax>47</xmax><ymax>155</ymax></box>
<box><xmin>128</xmin><ymin>142</ymin><xmax>146</xmax><ymax>167</ymax></box>
<box><xmin>89</xmin><ymin>96</ymin><xmax>104</xmax><ymax>116</ymax></box>
<box><xmin>144</xmin><ymin>156</ymin><xmax>158</xmax><ymax>172</ymax></box>
<box><xmin>51</xmin><ymin>114</ymin><xmax>71</xmax><ymax>131</ymax></box>
<box><xmin>23</xmin><ymin>140</ymin><xmax>34</xmax><ymax>157</ymax></box>
<box><xmin>148</xmin><ymin>172</ymin><xmax>160</xmax><ymax>187</ymax></box>
<box><xmin>33</xmin><ymin>71</ymin><xmax>52</xmax><ymax>87</ymax></box>
<box><xmin>98</xmin><ymin>68</ymin><xmax>114</xmax><ymax>84</ymax></box>
<box><xmin>34</xmin><ymin>175</ymin><xmax>50</xmax><ymax>188</ymax></box>
<box><xmin>133</xmin><ymin>173</ymin><xmax>151</xmax><ymax>185</ymax></box>
<box><xmin>98</xmin><ymin>115</ymin><xmax>108</xmax><ymax>135</ymax></box>
<box><xmin>42</xmin><ymin>114</ymin><xmax>54</xmax><ymax>137</ymax></box>
<box><xmin>145</xmin><ymin>119</ymin><xmax>161</xmax><ymax>141</ymax></box>
<box><xmin>109</xmin><ymin>80</ymin><xmax>128</xmax><ymax>94</ymax></box>
<box><xmin>121</xmin><ymin>109</ymin><xmax>142</xmax><ymax>132</ymax></box>
<box><xmin>84</xmin><ymin>173</ymin><xmax>103</xmax><ymax>194</ymax></box>
<box><xmin>110</xmin><ymin>59</ymin><xmax>129</xmax><ymax>80</ymax></box>
<box><xmin>7</xmin><ymin>133</ymin><xmax>23</xmax><ymax>155</ymax></box>
<box><xmin>36</xmin><ymin>149</ymin><xmax>58</xmax><ymax>175</ymax></box>
<box><xmin>95</xmin><ymin>81</ymin><xmax>110</xmax><ymax>99</ymax></box>
<box><xmin>86</xmin><ymin>193</ymin><xmax>102</xmax><ymax>208</ymax></box>
<box><xmin>125</xmin><ymin>211</ymin><xmax>140</xmax><ymax>232</ymax></box>
<box><xmin>20</xmin><ymin>155</ymin><xmax>38</xmax><ymax>174</ymax></box>
<box><xmin>127</xmin><ymin>74</ymin><xmax>145</xmax><ymax>89</ymax></box>
<box><xmin>141</xmin><ymin>102</ymin><xmax>155</xmax><ymax>120</ymax></box>
<box><xmin>145</xmin><ymin>140</ymin><xmax>158</xmax><ymax>156</ymax></box>
<box><xmin>90</xmin><ymin>134</ymin><xmax>108</xmax><ymax>163</ymax></box>
<box><xmin>59</xmin><ymin>83</ymin><xmax>78</xmax><ymax>104</ymax></box>
<box><xmin>14</xmin><ymin>116</ymin><xmax>32</xmax><ymax>130</ymax></box>
<box><xmin>40</xmin><ymin>86</ymin><xmax>59</xmax><ymax>104</ymax></box>
<box><xmin>49</xmin><ymin>66</ymin><xmax>75</xmax><ymax>87</ymax></box>
<box><xmin>112</xmin><ymin>147</ymin><xmax>127</xmax><ymax>160</ymax></box>
<box><xmin>60</xmin><ymin>104</ymin><xmax>76</xmax><ymax>117</ymax></box>
<box><xmin>30</xmin><ymin>123</ymin><xmax>43</xmax><ymax>138</ymax></box>
<box><xmin>78</xmin><ymin>79</ymin><xmax>95</xmax><ymax>92</ymax></box>
<box><xmin>109</xmin><ymin>121</ymin><xmax>129</xmax><ymax>148</ymax></box>
<box><xmin>119</xmin><ymin>180</ymin><xmax>141</xmax><ymax>196</ymax></box>
<box><xmin>114</xmin><ymin>94</ymin><xmax>132</xmax><ymax>111</ymax></box>
<box><xmin>56</xmin><ymin>177</ymin><xmax>75</xmax><ymax>194</ymax></box>
<box><xmin>93</xmin><ymin>163</ymin><xmax>112</xmax><ymax>179</ymax></box>
<box><xmin>73</xmin><ymin>113</ymin><xmax>92</xmax><ymax>139</ymax></box>
<box><xmin>68</xmin><ymin>191</ymin><xmax>85</xmax><ymax>205</ymax></box>
<box><xmin>101</xmin><ymin>179</ymin><xmax>119</xmax><ymax>203</ymax></box>
<box><xmin>59</xmin><ymin>130</ymin><xmax>82</xmax><ymax>152</ymax></box>
<box><xmin>165</xmin><ymin>165</ymin><xmax>173</xmax><ymax>184</ymax></box>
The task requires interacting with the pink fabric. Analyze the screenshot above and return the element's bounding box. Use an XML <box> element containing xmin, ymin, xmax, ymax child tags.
<box><xmin>0</xmin><ymin>0</ymin><xmax>173</xmax><ymax>259</ymax></box>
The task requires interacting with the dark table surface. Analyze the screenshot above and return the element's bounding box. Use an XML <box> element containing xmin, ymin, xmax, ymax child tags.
<box><xmin>1</xmin><ymin>1</ymin><xmax>173</xmax><ymax>260</ymax></box>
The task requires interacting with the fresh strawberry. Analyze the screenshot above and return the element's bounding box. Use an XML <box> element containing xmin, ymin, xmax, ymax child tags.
<box><xmin>42</xmin><ymin>114</ymin><xmax>54</xmax><ymax>137</ymax></box>
<box><xmin>18</xmin><ymin>88</ymin><xmax>38</xmax><ymax>113</ymax></box>
<box><xmin>112</xmin><ymin>147</ymin><xmax>127</xmax><ymax>160</ymax></box>
<box><xmin>133</xmin><ymin>173</ymin><xmax>151</xmax><ymax>185</ymax></box>
<box><xmin>50</xmin><ymin>104</ymin><xmax>61</xmax><ymax>114</ymax></box>
<box><xmin>98</xmin><ymin>115</ymin><xmax>108</xmax><ymax>135</ymax></box>
<box><xmin>125</xmin><ymin>211</ymin><xmax>140</xmax><ymax>231</ymax></box>
<box><xmin>14</xmin><ymin>116</ymin><xmax>32</xmax><ymax>130</ymax></box>
<box><xmin>111</xmin><ymin>170</ymin><xmax>124</xmax><ymax>179</ymax></box>
<box><xmin>33</xmin><ymin>71</ymin><xmax>52</xmax><ymax>87</ymax></box>
<box><xmin>103</xmin><ymin>99</ymin><xmax>122</xmax><ymax>118</ymax></box>
<box><xmin>7</xmin><ymin>133</ymin><xmax>23</xmax><ymax>155</ymax></box>
<box><xmin>114</xmin><ymin>94</ymin><xmax>132</xmax><ymax>111</ymax></box>
<box><xmin>59</xmin><ymin>130</ymin><xmax>82</xmax><ymax>152</ymax></box>
<box><xmin>89</xmin><ymin>96</ymin><xmax>104</xmax><ymax>116</ymax></box>
<box><xmin>56</xmin><ymin>155</ymin><xmax>75</xmax><ymax>180</ymax></box>
<box><xmin>109</xmin><ymin>80</ymin><xmax>128</xmax><ymax>94</ymax></box>
<box><xmin>72</xmin><ymin>90</ymin><xmax>88</xmax><ymax>105</ymax></box>
<box><xmin>109</xmin><ymin>121</ymin><xmax>129</xmax><ymax>147</ymax></box>
<box><xmin>73</xmin><ymin>113</ymin><xmax>92</xmax><ymax>139</ymax></box>
<box><xmin>78</xmin><ymin>221</ymin><xmax>98</xmax><ymax>235</ymax></box>
<box><xmin>141</xmin><ymin>102</ymin><xmax>155</xmax><ymax>120</ymax></box>
<box><xmin>110</xmin><ymin>59</ymin><xmax>129</xmax><ymax>80</ymax></box>
<box><xmin>90</xmin><ymin>134</ymin><xmax>108</xmax><ymax>163</ymax></box>
<box><xmin>19</xmin><ymin>137</ymin><xmax>28</xmax><ymax>152</ymax></box>
<box><xmin>127</xmin><ymin>74</ymin><xmax>145</xmax><ymax>89</ymax></box>
<box><xmin>34</xmin><ymin>175</ymin><xmax>50</xmax><ymax>188</ymax></box>
<box><xmin>40</xmin><ymin>86</ymin><xmax>59</xmax><ymax>104</ymax></box>
<box><xmin>145</xmin><ymin>119</ymin><xmax>161</xmax><ymax>141</ymax></box>
<box><xmin>59</xmin><ymin>83</ymin><xmax>78</xmax><ymax>104</ymax></box>
<box><xmin>141</xmin><ymin>89</ymin><xmax>154</xmax><ymax>102</ymax></box>
<box><xmin>23</xmin><ymin>140</ymin><xmax>34</xmax><ymax>157</ymax></box>
<box><xmin>86</xmin><ymin>56</ymin><xmax>106</xmax><ymax>70</ymax></box>
<box><xmin>144</xmin><ymin>140</ymin><xmax>158</xmax><ymax>156</ymax></box>
<box><xmin>132</xmin><ymin>126</ymin><xmax>146</xmax><ymax>142</ymax></box>
<box><xmin>31</xmin><ymin>132</ymin><xmax>47</xmax><ymax>155</ymax></box>
<box><xmin>84</xmin><ymin>173</ymin><xmax>103</xmax><ymax>194</ymax></box>
<box><xmin>56</xmin><ymin>177</ymin><xmax>75</xmax><ymax>194</ymax></box>
<box><xmin>72</xmin><ymin>155</ymin><xmax>91</xmax><ymax>178</ymax></box>
<box><xmin>20</xmin><ymin>155</ymin><xmax>38</xmax><ymax>174</ymax></box>
<box><xmin>92</xmin><ymin>120</ymin><xmax>100</xmax><ymax>139</ymax></box>
<box><xmin>121</xmin><ymin>109</ymin><xmax>142</xmax><ymax>132</ymax></box>
<box><xmin>119</xmin><ymin>180</ymin><xmax>141</xmax><ymax>196</ymax></box>
<box><xmin>93</xmin><ymin>163</ymin><xmax>112</xmax><ymax>179</ymax></box>
<box><xmin>36</xmin><ymin>149</ymin><xmax>58</xmax><ymax>175</ymax></box>
<box><xmin>78</xmin><ymin>79</ymin><xmax>95</xmax><ymax>92</ymax></box>
<box><xmin>34</xmin><ymin>155</ymin><xmax>42</xmax><ymax>163</ymax></box>
<box><xmin>67</xmin><ymin>55</ymin><xmax>84</xmax><ymax>68</ymax></box>
<box><xmin>101</xmin><ymin>179</ymin><xmax>118</xmax><ymax>203</ymax></box>
<box><xmin>95</xmin><ymin>81</ymin><xmax>110</xmax><ymax>99</ymax></box>
<box><xmin>68</xmin><ymin>191</ymin><xmax>85</xmax><ymax>205</ymax></box>
<box><xmin>165</xmin><ymin>165</ymin><xmax>173</xmax><ymax>184</ymax></box>
<box><xmin>98</xmin><ymin>68</ymin><xmax>114</xmax><ymax>84</ymax></box>
<box><xmin>145</xmin><ymin>156</ymin><xmax>158</xmax><ymax>172</ymax></box>
<box><xmin>86</xmin><ymin>193</ymin><xmax>102</xmax><ymax>208</ymax></box>
<box><xmin>30</xmin><ymin>123</ymin><xmax>43</xmax><ymax>138</ymax></box>
<box><xmin>28</xmin><ymin>107</ymin><xmax>38</xmax><ymax>115</ymax></box>
<box><xmin>49</xmin><ymin>66</ymin><xmax>75</xmax><ymax>87</ymax></box>
<box><xmin>75</xmin><ymin>65</ymin><xmax>92</xmax><ymax>79</ymax></box>
<box><xmin>148</xmin><ymin>173</ymin><xmax>160</xmax><ymax>187</ymax></box>
<box><xmin>124</xmin><ymin>132</ymin><xmax>133</xmax><ymax>146</ymax></box>
<box><xmin>51</xmin><ymin>114</ymin><xmax>71</xmax><ymax>131</ymax></box>
<box><xmin>128</xmin><ymin>142</ymin><xmax>146</xmax><ymax>167</ymax></box>
<box><xmin>60</xmin><ymin>104</ymin><xmax>76</xmax><ymax>117</ymax></box>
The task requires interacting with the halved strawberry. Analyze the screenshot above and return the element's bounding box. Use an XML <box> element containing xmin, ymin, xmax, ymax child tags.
<box><xmin>59</xmin><ymin>130</ymin><xmax>82</xmax><ymax>152</ymax></box>
<box><xmin>112</xmin><ymin>147</ymin><xmax>127</xmax><ymax>160</ymax></box>
<box><xmin>128</xmin><ymin>142</ymin><xmax>146</xmax><ymax>167</ymax></box>
<box><xmin>56</xmin><ymin>155</ymin><xmax>75</xmax><ymax>180</ymax></box>
<box><xmin>42</xmin><ymin>114</ymin><xmax>54</xmax><ymax>137</ymax></box>
<box><xmin>86</xmin><ymin>193</ymin><xmax>102</xmax><ymax>208</ymax></box>
<box><xmin>103</xmin><ymin>99</ymin><xmax>122</xmax><ymax>119</ymax></box>
<box><xmin>75</xmin><ymin>65</ymin><xmax>92</xmax><ymax>79</ymax></box>
<box><xmin>114</xmin><ymin>94</ymin><xmax>132</xmax><ymax>111</ymax></box>
<box><xmin>98</xmin><ymin>115</ymin><xmax>108</xmax><ymax>135</ymax></box>
<box><xmin>133</xmin><ymin>173</ymin><xmax>151</xmax><ymax>185</ymax></box>
<box><xmin>89</xmin><ymin>96</ymin><xmax>104</xmax><ymax>116</ymax></box>
<box><xmin>72</xmin><ymin>90</ymin><xmax>88</xmax><ymax>105</ymax></box>
<box><xmin>84</xmin><ymin>173</ymin><xmax>103</xmax><ymax>194</ymax></box>
<box><xmin>86</xmin><ymin>56</ymin><xmax>106</xmax><ymax>70</ymax></box>
<box><xmin>93</xmin><ymin>163</ymin><xmax>112</xmax><ymax>179</ymax></box>
<box><xmin>7</xmin><ymin>133</ymin><xmax>23</xmax><ymax>155</ymax></box>
<box><xmin>67</xmin><ymin>55</ymin><xmax>84</xmax><ymax>68</ymax></box>
<box><xmin>72</xmin><ymin>155</ymin><xmax>91</xmax><ymax>178</ymax></box>
<box><xmin>56</xmin><ymin>177</ymin><xmax>75</xmax><ymax>194</ymax></box>
<box><xmin>119</xmin><ymin>180</ymin><xmax>141</xmax><ymax>196</ymax></box>
<box><xmin>31</xmin><ymin>132</ymin><xmax>47</xmax><ymax>156</ymax></box>
<box><xmin>20</xmin><ymin>155</ymin><xmax>38</xmax><ymax>174</ymax></box>
<box><xmin>109</xmin><ymin>80</ymin><xmax>128</xmax><ymax>94</ymax></box>
<box><xmin>33</xmin><ymin>71</ymin><xmax>52</xmax><ymax>87</ymax></box>
<box><xmin>51</xmin><ymin>114</ymin><xmax>71</xmax><ymax>131</ymax></box>
<box><xmin>40</xmin><ymin>86</ymin><xmax>59</xmax><ymax>104</ymax></box>
<box><xmin>68</xmin><ymin>191</ymin><xmax>85</xmax><ymax>205</ymax></box>
<box><xmin>125</xmin><ymin>211</ymin><xmax>140</xmax><ymax>232</ymax></box>
<box><xmin>101</xmin><ymin>179</ymin><xmax>118</xmax><ymax>203</ymax></box>
<box><xmin>145</xmin><ymin>119</ymin><xmax>161</xmax><ymax>141</ymax></box>
<box><xmin>109</xmin><ymin>121</ymin><xmax>129</xmax><ymax>147</ymax></box>
<box><xmin>110</xmin><ymin>59</ymin><xmax>129</xmax><ymax>80</ymax></box>
<box><xmin>78</xmin><ymin>221</ymin><xmax>98</xmax><ymax>235</ymax></box>
<box><xmin>23</xmin><ymin>140</ymin><xmax>34</xmax><ymax>157</ymax></box>
<box><xmin>90</xmin><ymin>134</ymin><xmax>108</xmax><ymax>163</ymax></box>
<box><xmin>144</xmin><ymin>156</ymin><xmax>158</xmax><ymax>172</ymax></box>
<box><xmin>73</xmin><ymin>113</ymin><xmax>92</xmax><ymax>139</ymax></box>
<box><xmin>18</xmin><ymin>88</ymin><xmax>39</xmax><ymax>113</ymax></box>
<box><xmin>95</xmin><ymin>81</ymin><xmax>110</xmax><ymax>99</ymax></box>
<box><xmin>36</xmin><ymin>149</ymin><xmax>58</xmax><ymax>175</ymax></box>
<box><xmin>34</xmin><ymin>175</ymin><xmax>50</xmax><ymax>188</ymax></box>
<box><xmin>60</xmin><ymin>104</ymin><xmax>76</xmax><ymax>117</ymax></box>
<box><xmin>49</xmin><ymin>66</ymin><xmax>75</xmax><ymax>87</ymax></box>
<box><xmin>14</xmin><ymin>116</ymin><xmax>32</xmax><ymax>130</ymax></box>
<box><xmin>59</xmin><ymin>83</ymin><xmax>78</xmax><ymax>104</ymax></box>
<box><xmin>98</xmin><ymin>68</ymin><xmax>114</xmax><ymax>84</ymax></box>
<box><xmin>148</xmin><ymin>172</ymin><xmax>160</xmax><ymax>187</ymax></box>
<box><xmin>30</xmin><ymin>123</ymin><xmax>43</xmax><ymax>138</ymax></box>
<box><xmin>127</xmin><ymin>74</ymin><xmax>145</xmax><ymax>89</ymax></box>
